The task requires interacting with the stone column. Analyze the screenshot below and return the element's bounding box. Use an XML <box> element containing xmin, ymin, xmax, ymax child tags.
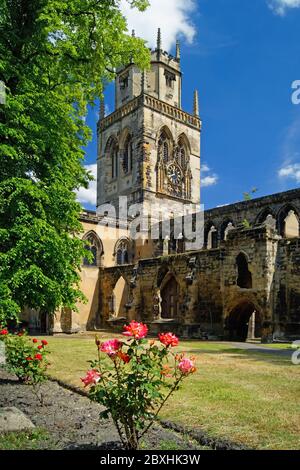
<box><xmin>247</xmin><ymin>310</ymin><xmax>256</xmax><ymax>340</ymax></box>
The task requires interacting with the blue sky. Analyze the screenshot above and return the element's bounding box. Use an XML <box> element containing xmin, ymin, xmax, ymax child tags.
<box><xmin>78</xmin><ymin>0</ymin><xmax>300</xmax><ymax>210</ymax></box>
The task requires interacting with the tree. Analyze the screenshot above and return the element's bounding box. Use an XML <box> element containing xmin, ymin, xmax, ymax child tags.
<box><xmin>0</xmin><ymin>0</ymin><xmax>150</xmax><ymax>325</ymax></box>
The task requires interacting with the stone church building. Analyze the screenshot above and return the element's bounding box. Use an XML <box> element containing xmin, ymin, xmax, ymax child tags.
<box><xmin>24</xmin><ymin>31</ymin><xmax>300</xmax><ymax>342</ymax></box>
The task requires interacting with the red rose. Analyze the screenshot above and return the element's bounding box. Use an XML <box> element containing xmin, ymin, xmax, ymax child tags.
<box><xmin>158</xmin><ymin>332</ymin><xmax>179</xmax><ymax>347</ymax></box>
<box><xmin>26</xmin><ymin>356</ymin><xmax>33</xmax><ymax>361</ymax></box>
<box><xmin>32</xmin><ymin>338</ymin><xmax>38</xmax><ymax>343</ymax></box>
<box><xmin>100</xmin><ymin>339</ymin><xmax>122</xmax><ymax>357</ymax></box>
<box><xmin>34</xmin><ymin>353</ymin><xmax>42</xmax><ymax>361</ymax></box>
<box><xmin>38</xmin><ymin>345</ymin><xmax>43</xmax><ymax>350</ymax></box>
<box><xmin>81</xmin><ymin>370</ymin><xmax>101</xmax><ymax>387</ymax></box>
<box><xmin>117</xmin><ymin>351</ymin><xmax>131</xmax><ymax>363</ymax></box>
<box><xmin>41</xmin><ymin>340</ymin><xmax>48</xmax><ymax>346</ymax></box>
<box><xmin>123</xmin><ymin>321</ymin><xmax>148</xmax><ymax>339</ymax></box>
<box><xmin>0</xmin><ymin>329</ymin><xmax>8</xmax><ymax>335</ymax></box>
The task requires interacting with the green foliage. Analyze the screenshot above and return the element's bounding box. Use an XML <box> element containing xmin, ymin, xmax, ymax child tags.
<box><xmin>0</xmin><ymin>284</ymin><xmax>20</xmax><ymax>326</ymax></box>
<box><xmin>243</xmin><ymin>187</ymin><xmax>258</xmax><ymax>201</ymax></box>
<box><xmin>0</xmin><ymin>330</ymin><xmax>50</xmax><ymax>385</ymax></box>
<box><xmin>0</xmin><ymin>0</ymin><xmax>150</xmax><ymax>323</ymax></box>
<box><xmin>0</xmin><ymin>428</ymin><xmax>50</xmax><ymax>450</ymax></box>
<box><xmin>242</xmin><ymin>219</ymin><xmax>251</xmax><ymax>229</ymax></box>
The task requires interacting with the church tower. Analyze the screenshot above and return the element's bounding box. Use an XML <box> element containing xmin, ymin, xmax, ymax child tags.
<box><xmin>97</xmin><ymin>29</ymin><xmax>201</xmax><ymax>222</ymax></box>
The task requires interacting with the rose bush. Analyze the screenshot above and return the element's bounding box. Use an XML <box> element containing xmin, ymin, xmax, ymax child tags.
<box><xmin>0</xmin><ymin>328</ymin><xmax>49</xmax><ymax>403</ymax></box>
<box><xmin>82</xmin><ymin>320</ymin><xmax>196</xmax><ymax>450</ymax></box>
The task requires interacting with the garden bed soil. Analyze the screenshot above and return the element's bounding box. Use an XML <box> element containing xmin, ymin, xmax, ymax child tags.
<box><xmin>0</xmin><ymin>369</ymin><xmax>202</xmax><ymax>450</ymax></box>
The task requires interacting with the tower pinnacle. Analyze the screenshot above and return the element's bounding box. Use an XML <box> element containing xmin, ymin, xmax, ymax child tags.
<box><xmin>156</xmin><ymin>28</ymin><xmax>162</xmax><ymax>60</ymax></box>
<box><xmin>176</xmin><ymin>40</ymin><xmax>181</xmax><ymax>61</ymax></box>
<box><xmin>100</xmin><ymin>97</ymin><xmax>105</xmax><ymax>120</ymax></box>
<box><xmin>141</xmin><ymin>70</ymin><xmax>147</xmax><ymax>93</ymax></box>
<box><xmin>193</xmin><ymin>89</ymin><xmax>199</xmax><ymax>117</ymax></box>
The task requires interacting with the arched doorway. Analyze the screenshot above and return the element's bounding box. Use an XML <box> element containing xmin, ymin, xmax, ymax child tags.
<box><xmin>160</xmin><ymin>275</ymin><xmax>178</xmax><ymax>319</ymax></box>
<box><xmin>226</xmin><ymin>302</ymin><xmax>261</xmax><ymax>342</ymax></box>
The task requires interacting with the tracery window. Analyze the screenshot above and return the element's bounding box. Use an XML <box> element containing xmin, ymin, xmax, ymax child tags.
<box><xmin>83</xmin><ymin>232</ymin><xmax>103</xmax><ymax>267</ymax></box>
<box><xmin>115</xmin><ymin>239</ymin><xmax>130</xmax><ymax>265</ymax></box>
<box><xmin>158</xmin><ymin>131</ymin><xmax>170</xmax><ymax>163</ymax></box>
<box><xmin>111</xmin><ymin>143</ymin><xmax>118</xmax><ymax>179</ymax></box>
<box><xmin>123</xmin><ymin>135</ymin><xmax>133</xmax><ymax>174</ymax></box>
<box><xmin>105</xmin><ymin>138</ymin><xmax>119</xmax><ymax>180</ymax></box>
<box><xmin>176</xmin><ymin>138</ymin><xmax>186</xmax><ymax>168</ymax></box>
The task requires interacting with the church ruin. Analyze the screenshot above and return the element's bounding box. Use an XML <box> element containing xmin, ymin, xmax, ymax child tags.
<box><xmin>23</xmin><ymin>30</ymin><xmax>300</xmax><ymax>342</ymax></box>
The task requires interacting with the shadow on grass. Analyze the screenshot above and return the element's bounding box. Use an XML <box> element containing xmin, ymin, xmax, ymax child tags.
<box><xmin>180</xmin><ymin>346</ymin><xmax>294</xmax><ymax>366</ymax></box>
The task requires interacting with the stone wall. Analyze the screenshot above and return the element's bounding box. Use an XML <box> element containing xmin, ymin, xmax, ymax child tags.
<box><xmin>45</xmin><ymin>189</ymin><xmax>300</xmax><ymax>340</ymax></box>
<box><xmin>273</xmin><ymin>238</ymin><xmax>300</xmax><ymax>338</ymax></box>
<box><xmin>93</xmin><ymin>222</ymin><xmax>300</xmax><ymax>341</ymax></box>
<box><xmin>203</xmin><ymin>188</ymin><xmax>300</xmax><ymax>246</ymax></box>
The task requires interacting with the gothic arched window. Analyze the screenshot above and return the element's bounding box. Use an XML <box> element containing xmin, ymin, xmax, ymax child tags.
<box><xmin>115</xmin><ymin>238</ymin><xmax>131</xmax><ymax>265</ymax></box>
<box><xmin>112</xmin><ymin>144</ymin><xmax>118</xmax><ymax>179</ymax></box>
<box><xmin>205</xmin><ymin>223</ymin><xmax>218</xmax><ymax>249</ymax></box>
<box><xmin>105</xmin><ymin>137</ymin><xmax>119</xmax><ymax>180</ymax></box>
<box><xmin>83</xmin><ymin>232</ymin><xmax>103</xmax><ymax>267</ymax></box>
<box><xmin>277</xmin><ymin>205</ymin><xmax>300</xmax><ymax>238</ymax></box>
<box><xmin>123</xmin><ymin>135</ymin><xmax>133</xmax><ymax>174</ymax></box>
<box><xmin>176</xmin><ymin>138</ymin><xmax>187</xmax><ymax>168</ymax></box>
<box><xmin>158</xmin><ymin>131</ymin><xmax>170</xmax><ymax>163</ymax></box>
<box><xmin>236</xmin><ymin>253</ymin><xmax>252</xmax><ymax>289</ymax></box>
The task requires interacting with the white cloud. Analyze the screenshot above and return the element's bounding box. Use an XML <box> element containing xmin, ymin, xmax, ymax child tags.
<box><xmin>76</xmin><ymin>164</ymin><xmax>97</xmax><ymax>206</ymax></box>
<box><xmin>268</xmin><ymin>0</ymin><xmax>300</xmax><ymax>15</ymax></box>
<box><xmin>201</xmin><ymin>163</ymin><xmax>218</xmax><ymax>187</ymax></box>
<box><xmin>120</xmin><ymin>0</ymin><xmax>196</xmax><ymax>50</ymax></box>
<box><xmin>277</xmin><ymin>117</ymin><xmax>300</xmax><ymax>185</ymax></box>
<box><xmin>278</xmin><ymin>163</ymin><xmax>300</xmax><ymax>182</ymax></box>
<box><xmin>201</xmin><ymin>175</ymin><xmax>218</xmax><ymax>187</ymax></box>
<box><xmin>201</xmin><ymin>163</ymin><xmax>210</xmax><ymax>172</ymax></box>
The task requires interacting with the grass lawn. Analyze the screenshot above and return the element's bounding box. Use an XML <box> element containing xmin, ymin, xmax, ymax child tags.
<box><xmin>0</xmin><ymin>429</ymin><xmax>52</xmax><ymax>450</ymax></box>
<box><xmin>38</xmin><ymin>333</ymin><xmax>300</xmax><ymax>450</ymax></box>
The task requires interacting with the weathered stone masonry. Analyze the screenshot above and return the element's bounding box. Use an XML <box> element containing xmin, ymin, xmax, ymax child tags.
<box><xmin>97</xmin><ymin>203</ymin><xmax>300</xmax><ymax>342</ymax></box>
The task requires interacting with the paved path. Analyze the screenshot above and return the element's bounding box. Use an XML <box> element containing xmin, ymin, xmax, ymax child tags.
<box><xmin>223</xmin><ymin>341</ymin><xmax>293</xmax><ymax>357</ymax></box>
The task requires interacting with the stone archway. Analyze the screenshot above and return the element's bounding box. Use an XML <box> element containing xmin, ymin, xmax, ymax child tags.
<box><xmin>110</xmin><ymin>275</ymin><xmax>129</xmax><ymax>319</ymax></box>
<box><xmin>160</xmin><ymin>274</ymin><xmax>179</xmax><ymax>319</ymax></box>
<box><xmin>226</xmin><ymin>301</ymin><xmax>261</xmax><ymax>342</ymax></box>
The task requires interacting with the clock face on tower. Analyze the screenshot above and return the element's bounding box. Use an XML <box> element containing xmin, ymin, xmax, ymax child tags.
<box><xmin>166</xmin><ymin>163</ymin><xmax>183</xmax><ymax>197</ymax></box>
<box><xmin>156</xmin><ymin>131</ymin><xmax>192</xmax><ymax>200</ymax></box>
<box><xmin>167</xmin><ymin>163</ymin><xmax>182</xmax><ymax>185</ymax></box>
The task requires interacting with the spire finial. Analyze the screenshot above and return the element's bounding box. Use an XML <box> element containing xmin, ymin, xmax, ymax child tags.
<box><xmin>132</xmin><ymin>29</ymin><xmax>135</xmax><ymax>37</ymax></box>
<box><xmin>157</xmin><ymin>28</ymin><xmax>161</xmax><ymax>49</ymax></box>
<box><xmin>176</xmin><ymin>39</ymin><xmax>181</xmax><ymax>61</ymax></box>
<box><xmin>156</xmin><ymin>28</ymin><xmax>162</xmax><ymax>59</ymax></box>
<box><xmin>193</xmin><ymin>89</ymin><xmax>199</xmax><ymax>117</ymax></box>
<box><xmin>100</xmin><ymin>97</ymin><xmax>105</xmax><ymax>120</ymax></box>
<box><xmin>141</xmin><ymin>70</ymin><xmax>147</xmax><ymax>93</ymax></box>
